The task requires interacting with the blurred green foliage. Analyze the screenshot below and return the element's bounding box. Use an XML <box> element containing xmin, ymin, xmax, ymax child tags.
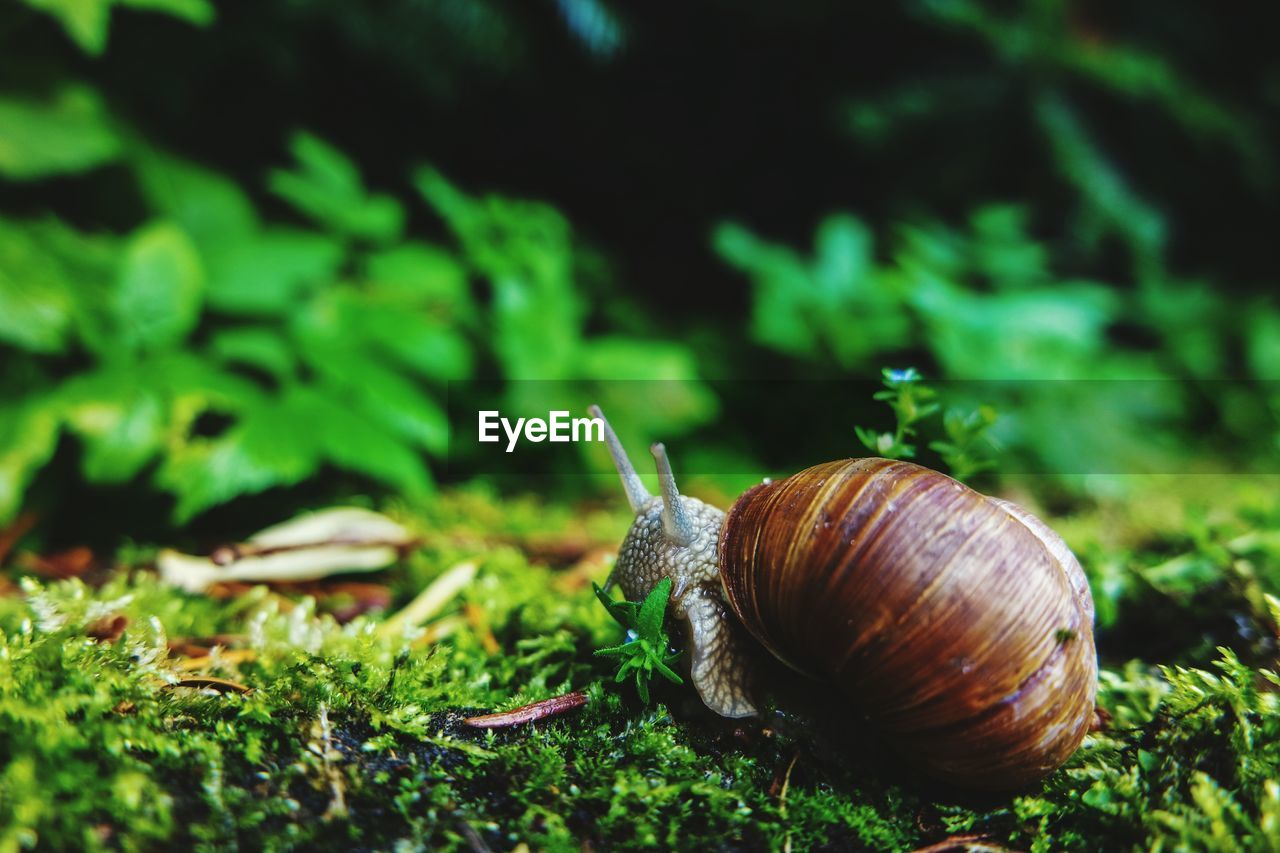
<box><xmin>1</xmin><ymin>0</ymin><xmax>1278</xmax><ymax>521</ymax></box>
<box><xmin>0</xmin><ymin>121</ymin><xmax>715</xmax><ymax>522</ymax></box>
<box><xmin>0</xmin><ymin>0</ymin><xmax>714</xmax><ymax>525</ymax></box>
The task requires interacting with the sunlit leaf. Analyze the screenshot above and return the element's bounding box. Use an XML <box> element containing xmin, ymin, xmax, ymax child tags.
<box><xmin>0</xmin><ymin>218</ymin><xmax>118</xmax><ymax>354</ymax></box>
<box><xmin>20</xmin><ymin>0</ymin><xmax>212</xmax><ymax>54</ymax></box>
<box><xmin>286</xmin><ymin>386</ymin><xmax>433</xmax><ymax>497</ymax></box>
<box><xmin>714</xmin><ymin>216</ymin><xmax>909</xmax><ymax>367</ymax></box>
<box><xmin>1246</xmin><ymin>307</ymin><xmax>1280</xmax><ymax>379</ymax></box>
<box><xmin>19</xmin><ymin>0</ymin><xmax>113</xmax><ymax>54</ymax></box>
<box><xmin>132</xmin><ymin>150</ymin><xmax>258</xmax><ymax>248</ymax></box>
<box><xmin>207</xmin><ymin>326</ymin><xmax>296</xmax><ymax>381</ymax></box>
<box><xmin>204</xmin><ymin>229</ymin><xmax>343</xmax><ymax>316</ymax></box>
<box><xmin>365</xmin><ymin>242</ymin><xmax>472</xmax><ymax>316</ymax></box>
<box><xmin>269</xmin><ymin>132</ymin><xmax>404</xmax><ymax>243</ymax></box>
<box><xmin>0</xmin><ymin>86</ymin><xmax>120</xmax><ymax>179</ymax></box>
<box><xmin>111</xmin><ymin>222</ymin><xmax>204</xmax><ymax>353</ymax></box>
<box><xmin>415</xmin><ymin>166</ymin><xmax>582</xmax><ymax>378</ymax></box>
<box><xmin>117</xmin><ymin>0</ymin><xmax>212</xmax><ymax>26</ymax></box>
<box><xmin>157</xmin><ymin>398</ymin><xmax>320</xmax><ymax>522</ymax></box>
<box><xmin>58</xmin><ymin>366</ymin><xmax>167</xmax><ymax>483</ymax></box>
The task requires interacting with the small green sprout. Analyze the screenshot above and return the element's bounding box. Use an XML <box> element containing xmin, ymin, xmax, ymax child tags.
<box><xmin>855</xmin><ymin>367</ymin><xmax>939</xmax><ymax>459</ymax></box>
<box><xmin>855</xmin><ymin>367</ymin><xmax>1000</xmax><ymax>482</ymax></box>
<box><xmin>593</xmin><ymin>578</ymin><xmax>684</xmax><ymax>703</ymax></box>
<box><xmin>929</xmin><ymin>404</ymin><xmax>1000</xmax><ymax>482</ymax></box>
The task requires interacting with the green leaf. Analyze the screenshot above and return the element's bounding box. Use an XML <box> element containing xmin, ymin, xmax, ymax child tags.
<box><xmin>635</xmin><ymin>673</ymin><xmax>650</xmax><ymax>704</ymax></box>
<box><xmin>142</xmin><ymin>352</ymin><xmax>265</xmax><ymax>423</ymax></box>
<box><xmin>365</xmin><ymin>243</ymin><xmax>471</xmax><ymax>315</ymax></box>
<box><xmin>132</xmin><ymin>150</ymin><xmax>258</xmax><ymax>248</ymax></box>
<box><xmin>284</xmin><ymin>386</ymin><xmax>433</xmax><ymax>498</ymax></box>
<box><xmin>336</xmin><ymin>293</ymin><xmax>473</xmax><ymax>382</ymax></box>
<box><xmin>19</xmin><ymin>0</ymin><xmax>113</xmax><ymax>54</ymax></box>
<box><xmin>293</xmin><ymin>316</ymin><xmax>449</xmax><ymax>454</ymax></box>
<box><xmin>592</xmin><ymin>582</ymin><xmax>639</xmax><ymax>628</ymax></box>
<box><xmin>58</xmin><ymin>367</ymin><xmax>167</xmax><ymax>483</ymax></box>
<box><xmin>117</xmin><ymin>0</ymin><xmax>213</xmax><ymax>26</ymax></box>
<box><xmin>414</xmin><ymin>166</ymin><xmax>582</xmax><ymax>378</ymax></box>
<box><xmin>910</xmin><ymin>278</ymin><xmax>1118</xmax><ymax>380</ymax></box>
<box><xmin>367</xmin><ymin>315</ymin><xmax>473</xmax><ymax>382</ymax></box>
<box><xmin>156</xmin><ymin>398</ymin><xmax>320</xmax><ymax>523</ymax></box>
<box><xmin>154</xmin><ymin>377</ymin><xmax>432</xmax><ymax>522</ymax></box>
<box><xmin>714</xmin><ymin>217</ymin><xmax>909</xmax><ymax>368</ymax></box>
<box><xmin>637</xmin><ymin>578</ymin><xmax>673</xmax><ymax>641</ymax></box>
<box><xmin>20</xmin><ymin>0</ymin><xmax>212</xmax><ymax>54</ymax></box>
<box><xmin>1034</xmin><ymin>92</ymin><xmax>1165</xmax><ymax>273</ymax></box>
<box><xmin>207</xmin><ymin>326</ymin><xmax>296</xmax><ymax>381</ymax></box>
<box><xmin>968</xmin><ymin>204</ymin><xmax>1048</xmax><ymax>289</ymax></box>
<box><xmin>269</xmin><ymin>133</ymin><xmax>404</xmax><ymax>243</ymax></box>
<box><xmin>0</xmin><ymin>222</ymin><xmax>75</xmax><ymax>353</ymax></box>
<box><xmin>576</xmin><ymin>337</ymin><xmax>718</xmax><ymax>447</ymax></box>
<box><xmin>204</xmin><ymin>229</ymin><xmax>343</xmax><ymax>316</ymax></box>
<box><xmin>592</xmin><ymin>578</ymin><xmax>684</xmax><ymax>705</ymax></box>
<box><xmin>1246</xmin><ymin>307</ymin><xmax>1280</xmax><ymax>379</ymax></box>
<box><xmin>652</xmin><ymin>656</ymin><xmax>683</xmax><ymax>684</ymax></box>
<box><xmin>0</xmin><ymin>395</ymin><xmax>62</xmax><ymax>523</ymax></box>
<box><xmin>0</xmin><ymin>86</ymin><xmax>121</xmax><ymax>179</ymax></box>
<box><xmin>110</xmin><ymin>222</ymin><xmax>204</xmax><ymax>353</ymax></box>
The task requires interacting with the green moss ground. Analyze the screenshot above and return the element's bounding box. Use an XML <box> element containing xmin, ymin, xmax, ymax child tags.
<box><xmin>4</xmin><ymin>478</ymin><xmax>1280</xmax><ymax>851</ymax></box>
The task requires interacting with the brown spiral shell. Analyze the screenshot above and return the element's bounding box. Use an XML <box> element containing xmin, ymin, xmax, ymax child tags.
<box><xmin>718</xmin><ymin>458</ymin><xmax>1097</xmax><ymax>789</ymax></box>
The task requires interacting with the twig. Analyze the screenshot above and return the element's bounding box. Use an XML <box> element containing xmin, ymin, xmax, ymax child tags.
<box><xmin>464</xmin><ymin>603</ymin><xmax>500</xmax><ymax>654</ymax></box>
<box><xmin>168</xmin><ymin>676</ymin><xmax>253</xmax><ymax>694</ymax></box>
<box><xmin>379</xmin><ymin>561</ymin><xmax>478</xmax><ymax>638</ymax></box>
<box><xmin>463</xmin><ymin>691</ymin><xmax>588</xmax><ymax>728</ymax></box>
<box><xmin>908</xmin><ymin>835</ymin><xmax>1018</xmax><ymax>853</ymax></box>
<box><xmin>175</xmin><ymin>649</ymin><xmax>258</xmax><ymax>671</ymax></box>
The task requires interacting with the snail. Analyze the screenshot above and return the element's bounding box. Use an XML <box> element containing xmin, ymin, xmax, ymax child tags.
<box><xmin>589</xmin><ymin>404</ymin><xmax>1097</xmax><ymax>789</ymax></box>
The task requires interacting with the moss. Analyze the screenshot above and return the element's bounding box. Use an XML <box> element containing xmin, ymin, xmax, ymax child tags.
<box><xmin>3</xmin><ymin>480</ymin><xmax>1280</xmax><ymax>850</ymax></box>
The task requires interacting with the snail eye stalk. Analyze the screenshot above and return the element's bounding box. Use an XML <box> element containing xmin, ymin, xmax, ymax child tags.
<box><xmin>589</xmin><ymin>404</ymin><xmax>651</xmax><ymax>514</ymax></box>
<box><xmin>650</xmin><ymin>442</ymin><xmax>694</xmax><ymax>546</ymax></box>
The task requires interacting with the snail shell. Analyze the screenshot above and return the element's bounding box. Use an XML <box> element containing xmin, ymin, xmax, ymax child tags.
<box><xmin>719</xmin><ymin>458</ymin><xmax>1097</xmax><ymax>789</ymax></box>
<box><xmin>591</xmin><ymin>406</ymin><xmax>1097</xmax><ymax>790</ymax></box>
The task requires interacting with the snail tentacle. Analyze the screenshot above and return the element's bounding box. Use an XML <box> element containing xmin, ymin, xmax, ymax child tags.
<box><xmin>650</xmin><ymin>442</ymin><xmax>695</xmax><ymax>546</ymax></box>
<box><xmin>590</xmin><ymin>404</ymin><xmax>651</xmax><ymax>513</ymax></box>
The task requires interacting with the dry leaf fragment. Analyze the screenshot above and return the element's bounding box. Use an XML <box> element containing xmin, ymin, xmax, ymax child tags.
<box><xmin>379</xmin><ymin>561</ymin><xmax>478</xmax><ymax>638</ymax></box>
<box><xmin>85</xmin><ymin>614</ymin><xmax>127</xmax><ymax>643</ymax></box>
<box><xmin>463</xmin><ymin>603</ymin><xmax>500</xmax><ymax>654</ymax></box>
<box><xmin>907</xmin><ymin>836</ymin><xmax>1015</xmax><ymax>853</ymax></box>
<box><xmin>21</xmin><ymin>545</ymin><xmax>95</xmax><ymax>579</ymax></box>
<box><xmin>0</xmin><ymin>511</ymin><xmax>39</xmax><ymax>565</ymax></box>
<box><xmin>158</xmin><ymin>507</ymin><xmax>416</xmax><ymax>593</ymax></box>
<box><xmin>410</xmin><ymin>615</ymin><xmax>466</xmax><ymax>647</ymax></box>
<box><xmin>463</xmin><ymin>691</ymin><xmax>588</xmax><ymax>728</ymax></box>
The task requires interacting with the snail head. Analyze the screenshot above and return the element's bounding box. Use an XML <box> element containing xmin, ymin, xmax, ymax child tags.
<box><xmin>590</xmin><ymin>404</ymin><xmax>757</xmax><ymax>717</ymax></box>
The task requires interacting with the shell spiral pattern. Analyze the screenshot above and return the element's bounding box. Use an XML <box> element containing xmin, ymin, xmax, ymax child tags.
<box><xmin>718</xmin><ymin>458</ymin><xmax>1098</xmax><ymax>789</ymax></box>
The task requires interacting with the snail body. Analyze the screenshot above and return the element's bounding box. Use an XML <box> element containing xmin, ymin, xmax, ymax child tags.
<box><xmin>591</xmin><ymin>406</ymin><xmax>1097</xmax><ymax>790</ymax></box>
